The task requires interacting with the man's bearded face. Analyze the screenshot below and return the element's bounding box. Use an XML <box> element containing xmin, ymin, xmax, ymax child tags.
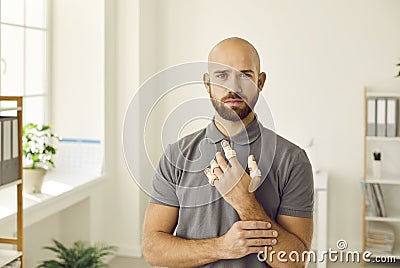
<box><xmin>210</xmin><ymin>91</ymin><xmax>254</xmax><ymax>121</ymax></box>
<box><xmin>208</xmin><ymin>67</ymin><xmax>260</xmax><ymax>121</ymax></box>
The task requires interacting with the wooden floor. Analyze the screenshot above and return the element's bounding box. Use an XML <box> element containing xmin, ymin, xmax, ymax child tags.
<box><xmin>109</xmin><ymin>257</ymin><xmax>152</xmax><ymax>268</ymax></box>
<box><xmin>109</xmin><ymin>257</ymin><xmax>399</xmax><ymax>268</ymax></box>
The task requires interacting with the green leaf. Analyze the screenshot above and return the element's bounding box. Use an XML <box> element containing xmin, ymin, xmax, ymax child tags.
<box><xmin>40</xmin><ymin>125</ymin><xmax>51</xmax><ymax>131</ymax></box>
<box><xmin>37</xmin><ymin>239</ymin><xmax>117</xmax><ymax>268</ymax></box>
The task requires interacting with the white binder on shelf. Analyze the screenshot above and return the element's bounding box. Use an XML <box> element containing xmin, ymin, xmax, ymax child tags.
<box><xmin>367</xmin><ymin>98</ymin><xmax>376</xmax><ymax>136</ymax></box>
<box><xmin>3</xmin><ymin>120</ymin><xmax>11</xmax><ymax>161</ymax></box>
<box><xmin>386</xmin><ymin>98</ymin><xmax>398</xmax><ymax>137</ymax></box>
<box><xmin>0</xmin><ymin>117</ymin><xmax>20</xmax><ymax>186</ymax></box>
<box><xmin>376</xmin><ymin>98</ymin><xmax>386</xmax><ymax>137</ymax></box>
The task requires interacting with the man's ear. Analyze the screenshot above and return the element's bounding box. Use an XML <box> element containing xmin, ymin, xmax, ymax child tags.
<box><xmin>257</xmin><ymin>72</ymin><xmax>267</xmax><ymax>91</ymax></box>
<box><xmin>203</xmin><ymin>73</ymin><xmax>211</xmax><ymax>94</ymax></box>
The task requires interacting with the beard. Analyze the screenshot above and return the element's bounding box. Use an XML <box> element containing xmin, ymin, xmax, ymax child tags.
<box><xmin>210</xmin><ymin>92</ymin><xmax>255</xmax><ymax>121</ymax></box>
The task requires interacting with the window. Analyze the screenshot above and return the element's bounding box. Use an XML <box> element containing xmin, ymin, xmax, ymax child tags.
<box><xmin>0</xmin><ymin>0</ymin><xmax>48</xmax><ymax>125</ymax></box>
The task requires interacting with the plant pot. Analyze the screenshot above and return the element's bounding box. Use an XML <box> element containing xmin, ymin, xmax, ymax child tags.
<box><xmin>23</xmin><ymin>168</ymin><xmax>47</xmax><ymax>193</ymax></box>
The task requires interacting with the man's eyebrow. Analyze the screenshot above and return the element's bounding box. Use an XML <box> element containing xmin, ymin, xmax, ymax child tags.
<box><xmin>213</xmin><ymin>69</ymin><xmax>231</xmax><ymax>73</ymax></box>
<box><xmin>240</xmin><ymin>70</ymin><xmax>255</xmax><ymax>74</ymax></box>
<box><xmin>213</xmin><ymin>69</ymin><xmax>255</xmax><ymax>74</ymax></box>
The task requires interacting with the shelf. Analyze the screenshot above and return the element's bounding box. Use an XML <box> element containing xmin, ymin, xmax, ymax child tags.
<box><xmin>366</xmin><ymin>216</ymin><xmax>400</xmax><ymax>223</ymax></box>
<box><xmin>366</xmin><ymin>178</ymin><xmax>400</xmax><ymax>185</ymax></box>
<box><xmin>366</xmin><ymin>92</ymin><xmax>400</xmax><ymax>98</ymax></box>
<box><xmin>0</xmin><ymin>250</ymin><xmax>21</xmax><ymax>267</ymax></box>
<box><xmin>0</xmin><ymin>107</ymin><xmax>22</xmax><ymax>112</ymax></box>
<box><xmin>366</xmin><ymin>136</ymin><xmax>400</xmax><ymax>142</ymax></box>
<box><xmin>370</xmin><ymin>252</ymin><xmax>400</xmax><ymax>260</ymax></box>
<box><xmin>0</xmin><ymin>180</ymin><xmax>22</xmax><ymax>191</ymax></box>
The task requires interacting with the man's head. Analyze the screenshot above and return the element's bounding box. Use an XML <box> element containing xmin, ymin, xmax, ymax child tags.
<box><xmin>204</xmin><ymin>37</ymin><xmax>266</xmax><ymax>121</ymax></box>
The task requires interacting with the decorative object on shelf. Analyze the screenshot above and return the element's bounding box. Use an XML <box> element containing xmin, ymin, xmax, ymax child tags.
<box><xmin>22</xmin><ymin>123</ymin><xmax>61</xmax><ymax>194</ymax></box>
<box><xmin>37</xmin><ymin>239</ymin><xmax>117</xmax><ymax>268</ymax></box>
<box><xmin>372</xmin><ymin>152</ymin><xmax>382</xmax><ymax>180</ymax></box>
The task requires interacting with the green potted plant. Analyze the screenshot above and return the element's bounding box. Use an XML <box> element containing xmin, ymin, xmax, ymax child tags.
<box><xmin>396</xmin><ymin>61</ymin><xmax>400</xmax><ymax>78</ymax></box>
<box><xmin>37</xmin><ymin>239</ymin><xmax>117</xmax><ymax>268</ymax></box>
<box><xmin>23</xmin><ymin>123</ymin><xmax>61</xmax><ymax>193</ymax></box>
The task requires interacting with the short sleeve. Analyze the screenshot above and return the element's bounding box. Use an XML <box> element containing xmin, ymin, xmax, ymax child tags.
<box><xmin>149</xmin><ymin>144</ymin><xmax>180</xmax><ymax>207</ymax></box>
<box><xmin>278</xmin><ymin>149</ymin><xmax>314</xmax><ymax>218</ymax></box>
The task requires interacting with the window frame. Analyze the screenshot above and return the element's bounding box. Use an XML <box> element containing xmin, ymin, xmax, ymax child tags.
<box><xmin>0</xmin><ymin>0</ymin><xmax>51</xmax><ymax>125</ymax></box>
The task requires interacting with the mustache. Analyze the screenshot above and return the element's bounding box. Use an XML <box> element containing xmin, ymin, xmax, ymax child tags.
<box><xmin>221</xmin><ymin>93</ymin><xmax>247</xmax><ymax>102</ymax></box>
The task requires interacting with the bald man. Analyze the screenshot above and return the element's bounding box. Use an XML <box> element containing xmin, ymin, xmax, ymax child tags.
<box><xmin>142</xmin><ymin>37</ymin><xmax>314</xmax><ymax>268</ymax></box>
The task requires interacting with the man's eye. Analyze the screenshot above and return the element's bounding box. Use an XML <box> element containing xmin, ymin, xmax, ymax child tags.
<box><xmin>216</xmin><ymin>73</ymin><xmax>227</xmax><ymax>79</ymax></box>
<box><xmin>240</xmin><ymin>73</ymin><xmax>251</xmax><ymax>78</ymax></box>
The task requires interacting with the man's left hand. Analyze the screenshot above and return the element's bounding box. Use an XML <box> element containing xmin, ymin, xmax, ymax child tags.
<box><xmin>204</xmin><ymin>140</ymin><xmax>260</xmax><ymax>210</ymax></box>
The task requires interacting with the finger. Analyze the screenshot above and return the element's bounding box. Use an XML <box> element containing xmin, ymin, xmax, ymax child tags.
<box><xmin>213</xmin><ymin>167</ymin><xmax>223</xmax><ymax>178</ymax></box>
<box><xmin>244</xmin><ymin>229</ymin><xmax>279</xmax><ymax>239</ymax></box>
<box><xmin>246</xmin><ymin>238</ymin><xmax>278</xmax><ymax>247</ymax></box>
<box><xmin>238</xmin><ymin>221</ymin><xmax>271</xmax><ymax>230</ymax></box>
<box><xmin>210</xmin><ymin>159</ymin><xmax>220</xmax><ymax>173</ymax></box>
<box><xmin>249</xmin><ymin>246</ymin><xmax>269</xmax><ymax>255</ymax></box>
<box><xmin>221</xmin><ymin>140</ymin><xmax>239</xmax><ymax>165</ymax></box>
<box><xmin>215</xmin><ymin>151</ymin><xmax>229</xmax><ymax>172</ymax></box>
<box><xmin>248</xmin><ymin>155</ymin><xmax>261</xmax><ymax>193</ymax></box>
<box><xmin>204</xmin><ymin>168</ymin><xmax>218</xmax><ymax>185</ymax></box>
<box><xmin>248</xmin><ymin>155</ymin><xmax>258</xmax><ymax>172</ymax></box>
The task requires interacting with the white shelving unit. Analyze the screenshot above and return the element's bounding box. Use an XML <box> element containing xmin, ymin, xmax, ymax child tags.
<box><xmin>0</xmin><ymin>97</ymin><xmax>24</xmax><ymax>268</ymax></box>
<box><xmin>363</xmin><ymin>88</ymin><xmax>400</xmax><ymax>261</ymax></box>
<box><xmin>0</xmin><ymin>250</ymin><xmax>21</xmax><ymax>267</ymax></box>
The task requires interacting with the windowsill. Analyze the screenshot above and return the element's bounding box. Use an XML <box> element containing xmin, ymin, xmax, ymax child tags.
<box><xmin>0</xmin><ymin>170</ymin><xmax>105</xmax><ymax>227</ymax></box>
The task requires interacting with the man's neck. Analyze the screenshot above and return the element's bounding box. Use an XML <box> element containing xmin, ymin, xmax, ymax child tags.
<box><xmin>214</xmin><ymin>112</ymin><xmax>255</xmax><ymax>138</ymax></box>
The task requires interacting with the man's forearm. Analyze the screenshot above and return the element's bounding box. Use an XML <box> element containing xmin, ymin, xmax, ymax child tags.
<box><xmin>143</xmin><ymin>231</ymin><xmax>221</xmax><ymax>267</ymax></box>
<box><xmin>235</xmin><ymin>199</ymin><xmax>308</xmax><ymax>268</ymax></box>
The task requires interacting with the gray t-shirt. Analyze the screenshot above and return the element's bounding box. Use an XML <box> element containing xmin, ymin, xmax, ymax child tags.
<box><xmin>150</xmin><ymin>114</ymin><xmax>314</xmax><ymax>268</ymax></box>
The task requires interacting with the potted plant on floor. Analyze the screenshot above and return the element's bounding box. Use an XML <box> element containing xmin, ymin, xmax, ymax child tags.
<box><xmin>37</xmin><ymin>239</ymin><xmax>117</xmax><ymax>268</ymax></box>
<box><xmin>23</xmin><ymin>123</ymin><xmax>61</xmax><ymax>193</ymax></box>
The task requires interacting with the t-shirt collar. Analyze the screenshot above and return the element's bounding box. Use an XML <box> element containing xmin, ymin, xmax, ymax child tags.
<box><xmin>205</xmin><ymin>113</ymin><xmax>262</xmax><ymax>145</ymax></box>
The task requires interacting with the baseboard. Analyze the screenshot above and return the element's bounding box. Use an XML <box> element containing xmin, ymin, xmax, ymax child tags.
<box><xmin>115</xmin><ymin>245</ymin><xmax>142</xmax><ymax>258</ymax></box>
<box><xmin>104</xmin><ymin>254</ymin><xmax>117</xmax><ymax>264</ymax></box>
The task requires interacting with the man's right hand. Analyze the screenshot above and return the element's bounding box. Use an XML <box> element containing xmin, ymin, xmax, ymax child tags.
<box><xmin>217</xmin><ymin>220</ymin><xmax>279</xmax><ymax>260</ymax></box>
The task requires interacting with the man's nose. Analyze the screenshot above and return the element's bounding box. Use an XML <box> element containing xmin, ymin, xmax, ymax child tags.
<box><xmin>226</xmin><ymin>74</ymin><xmax>242</xmax><ymax>93</ymax></box>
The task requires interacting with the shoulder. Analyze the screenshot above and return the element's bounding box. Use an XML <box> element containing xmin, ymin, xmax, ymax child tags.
<box><xmin>260</xmin><ymin>126</ymin><xmax>305</xmax><ymax>160</ymax></box>
<box><xmin>167</xmin><ymin>127</ymin><xmax>206</xmax><ymax>160</ymax></box>
<box><xmin>259</xmin><ymin>126</ymin><xmax>310</xmax><ymax>172</ymax></box>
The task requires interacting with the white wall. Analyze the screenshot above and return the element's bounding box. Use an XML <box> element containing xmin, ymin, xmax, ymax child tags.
<box><xmin>140</xmin><ymin>0</ymin><xmax>400</xmax><ymax>251</ymax></box>
<box><xmin>106</xmin><ymin>0</ymin><xmax>142</xmax><ymax>256</ymax></box>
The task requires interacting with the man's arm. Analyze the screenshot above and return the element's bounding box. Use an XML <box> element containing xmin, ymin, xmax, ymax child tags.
<box><xmin>142</xmin><ymin>203</ymin><xmax>277</xmax><ymax>267</ymax></box>
<box><xmin>211</xmin><ymin>141</ymin><xmax>313</xmax><ymax>268</ymax></box>
<box><xmin>236</xmin><ymin>197</ymin><xmax>313</xmax><ymax>267</ymax></box>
